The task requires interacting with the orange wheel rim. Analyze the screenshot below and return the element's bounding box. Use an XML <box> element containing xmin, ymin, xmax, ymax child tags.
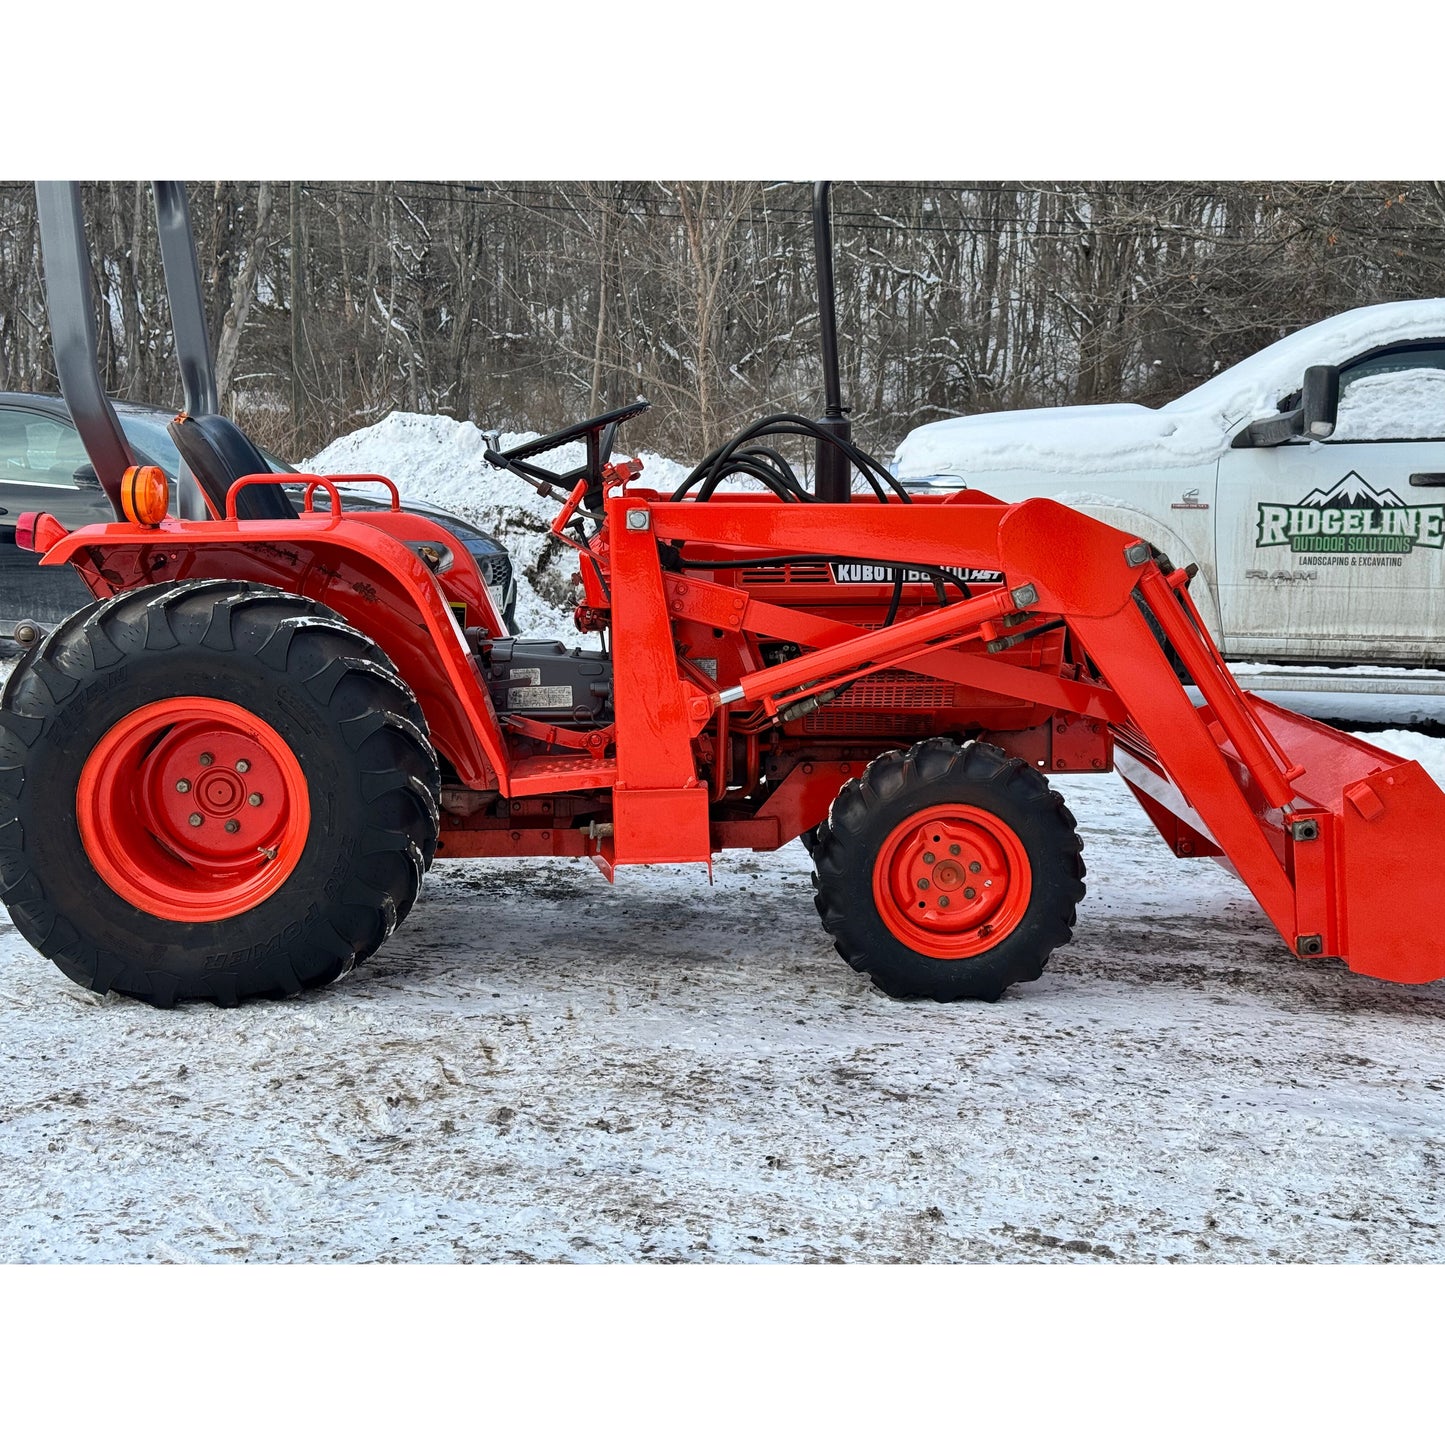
<box><xmin>76</xmin><ymin>697</ymin><xmax>311</xmax><ymax>923</ymax></box>
<box><xmin>871</xmin><ymin>803</ymin><xmax>1032</xmax><ymax>958</ymax></box>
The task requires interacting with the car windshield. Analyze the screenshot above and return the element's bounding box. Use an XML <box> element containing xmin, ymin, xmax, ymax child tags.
<box><xmin>114</xmin><ymin>409</ymin><xmax>183</xmax><ymax>476</ymax></box>
<box><xmin>114</xmin><ymin>406</ymin><xmax>296</xmax><ymax>479</ymax></box>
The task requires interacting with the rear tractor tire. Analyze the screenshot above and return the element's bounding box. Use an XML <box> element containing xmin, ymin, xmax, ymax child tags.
<box><xmin>0</xmin><ymin>580</ymin><xmax>440</xmax><ymax>1007</ymax></box>
<box><xmin>813</xmin><ymin>738</ymin><xmax>1085</xmax><ymax>1002</ymax></box>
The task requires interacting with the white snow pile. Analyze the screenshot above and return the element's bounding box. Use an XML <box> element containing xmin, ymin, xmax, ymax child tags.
<box><xmin>306</xmin><ymin>412</ymin><xmax>692</xmax><ymax>644</ymax></box>
<box><xmin>893</xmin><ymin>298</ymin><xmax>1445</xmax><ymax>481</ymax></box>
<box><xmin>1332</xmin><ymin>367</ymin><xmax>1445</xmax><ymax>442</ymax></box>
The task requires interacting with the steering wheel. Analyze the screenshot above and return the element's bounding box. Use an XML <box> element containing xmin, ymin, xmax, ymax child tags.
<box><xmin>494</xmin><ymin>399</ymin><xmax>650</xmax><ymax>465</ymax></box>
<box><xmin>483</xmin><ymin>399</ymin><xmax>650</xmax><ymax>536</ymax></box>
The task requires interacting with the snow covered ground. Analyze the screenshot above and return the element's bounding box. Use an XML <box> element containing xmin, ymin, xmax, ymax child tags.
<box><xmin>4</xmin><ymin>728</ymin><xmax>1445</xmax><ymax>1264</ymax></box>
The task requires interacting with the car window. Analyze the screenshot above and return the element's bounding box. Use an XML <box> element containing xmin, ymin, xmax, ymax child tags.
<box><xmin>113</xmin><ymin>410</ymin><xmax>184</xmax><ymax>478</ymax></box>
<box><xmin>1332</xmin><ymin>350</ymin><xmax>1445</xmax><ymax>442</ymax></box>
<box><xmin>0</xmin><ymin>408</ymin><xmax>91</xmax><ymax>485</ymax></box>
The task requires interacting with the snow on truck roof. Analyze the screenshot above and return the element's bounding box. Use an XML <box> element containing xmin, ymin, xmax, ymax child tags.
<box><xmin>893</xmin><ymin>298</ymin><xmax>1445</xmax><ymax>479</ymax></box>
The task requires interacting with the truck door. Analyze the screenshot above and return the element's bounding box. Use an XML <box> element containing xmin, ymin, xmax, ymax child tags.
<box><xmin>1215</xmin><ymin>342</ymin><xmax>1445</xmax><ymax>665</ymax></box>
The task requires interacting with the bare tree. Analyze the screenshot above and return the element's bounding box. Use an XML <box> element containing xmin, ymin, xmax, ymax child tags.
<box><xmin>214</xmin><ymin>182</ymin><xmax>274</xmax><ymax>406</ymax></box>
<box><xmin>4</xmin><ymin>179</ymin><xmax>1445</xmax><ymax>461</ymax></box>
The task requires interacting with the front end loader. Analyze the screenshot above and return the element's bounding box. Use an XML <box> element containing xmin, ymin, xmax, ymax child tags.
<box><xmin>3</xmin><ymin>180</ymin><xmax>1443</xmax><ymax>1010</ymax></box>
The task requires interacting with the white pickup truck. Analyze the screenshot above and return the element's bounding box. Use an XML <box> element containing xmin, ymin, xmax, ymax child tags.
<box><xmin>892</xmin><ymin>300</ymin><xmax>1445</xmax><ymax>691</ymax></box>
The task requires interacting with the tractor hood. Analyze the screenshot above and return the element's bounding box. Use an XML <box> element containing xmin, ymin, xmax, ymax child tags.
<box><xmin>892</xmin><ymin>400</ymin><xmax>1226</xmax><ymax>484</ymax></box>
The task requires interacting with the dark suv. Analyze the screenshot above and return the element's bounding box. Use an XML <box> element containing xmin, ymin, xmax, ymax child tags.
<box><xmin>0</xmin><ymin>394</ymin><xmax>517</xmax><ymax>630</ymax></box>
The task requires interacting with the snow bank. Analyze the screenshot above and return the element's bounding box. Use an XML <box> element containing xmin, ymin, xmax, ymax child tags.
<box><xmin>1354</xmin><ymin>728</ymin><xmax>1445</xmax><ymax>777</ymax></box>
<box><xmin>306</xmin><ymin>412</ymin><xmax>691</xmax><ymax>645</ymax></box>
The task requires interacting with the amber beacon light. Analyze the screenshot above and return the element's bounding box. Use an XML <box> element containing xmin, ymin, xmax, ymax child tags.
<box><xmin>120</xmin><ymin>464</ymin><xmax>170</xmax><ymax>526</ymax></box>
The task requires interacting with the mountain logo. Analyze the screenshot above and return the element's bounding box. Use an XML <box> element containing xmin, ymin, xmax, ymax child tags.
<box><xmin>1256</xmin><ymin>471</ymin><xmax>1443</xmax><ymax>554</ymax></box>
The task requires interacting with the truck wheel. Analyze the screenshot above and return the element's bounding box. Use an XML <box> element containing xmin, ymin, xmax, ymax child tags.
<box><xmin>0</xmin><ymin>580</ymin><xmax>440</xmax><ymax>1007</ymax></box>
<box><xmin>813</xmin><ymin>738</ymin><xmax>1085</xmax><ymax>1001</ymax></box>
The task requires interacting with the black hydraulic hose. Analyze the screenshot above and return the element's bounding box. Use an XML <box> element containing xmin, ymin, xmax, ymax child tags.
<box><xmin>710</xmin><ymin>445</ymin><xmax>813</xmax><ymax>501</ymax></box>
<box><xmin>883</xmin><ymin>569</ymin><xmax>904</xmax><ymax>628</ymax></box>
<box><xmin>740</xmin><ymin>444</ymin><xmax>803</xmax><ymax>489</ymax></box>
<box><xmin>686</xmin><ymin>420</ymin><xmax>822</xmax><ymax>502</ymax></box>
<box><xmin>696</xmin><ymin>456</ymin><xmax>809</xmax><ymax>503</ymax></box>
<box><xmin>673</xmin><ymin>413</ymin><xmax>910</xmax><ymax>505</ymax></box>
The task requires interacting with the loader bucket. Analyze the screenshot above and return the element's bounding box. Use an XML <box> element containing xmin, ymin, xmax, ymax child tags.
<box><xmin>1120</xmin><ymin>696</ymin><xmax>1445</xmax><ymax>984</ymax></box>
<box><xmin>1253</xmin><ymin>698</ymin><xmax>1445</xmax><ymax>985</ymax></box>
<box><xmin>1099</xmin><ymin>567</ymin><xmax>1445</xmax><ymax>986</ymax></box>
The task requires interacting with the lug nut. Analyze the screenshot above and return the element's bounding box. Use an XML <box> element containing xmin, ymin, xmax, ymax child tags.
<box><xmin>923</xmin><ymin>851</ymin><xmax>935</xmax><ymax>864</ymax></box>
<box><xmin>224</xmin><ymin>820</ymin><xmax>240</xmax><ymax>834</ymax></box>
<box><xmin>964</xmin><ymin>887</ymin><xmax>976</xmax><ymax>899</ymax></box>
<box><xmin>176</xmin><ymin>779</ymin><xmax>191</xmax><ymax>793</ymax></box>
<box><xmin>188</xmin><ymin>813</ymin><xmax>203</xmax><ymax>827</ymax></box>
<box><xmin>939</xmin><ymin>896</ymin><xmax>950</xmax><ymax>907</ymax></box>
<box><xmin>969</xmin><ymin>860</ymin><xmax>981</xmax><ymax>873</ymax></box>
<box><xmin>917</xmin><ymin>879</ymin><xmax>929</xmax><ymax>890</ymax></box>
<box><xmin>949</xmin><ymin>844</ymin><xmax>961</xmax><ymax>856</ymax></box>
<box><xmin>199</xmin><ymin>753</ymin><xmax>213</xmax><ymax>766</ymax></box>
<box><xmin>236</xmin><ymin>760</ymin><xmax>251</xmax><ymax>774</ymax></box>
<box><xmin>248</xmin><ymin>793</ymin><xmax>263</xmax><ymax>807</ymax></box>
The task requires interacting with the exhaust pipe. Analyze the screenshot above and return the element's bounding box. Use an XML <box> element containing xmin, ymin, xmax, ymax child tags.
<box><xmin>812</xmin><ymin>181</ymin><xmax>852</xmax><ymax>503</ymax></box>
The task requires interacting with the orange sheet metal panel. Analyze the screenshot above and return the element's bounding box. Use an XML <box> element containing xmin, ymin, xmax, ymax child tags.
<box><xmin>605</xmin><ymin>501</ymin><xmax>711</xmax><ymax>864</ymax></box>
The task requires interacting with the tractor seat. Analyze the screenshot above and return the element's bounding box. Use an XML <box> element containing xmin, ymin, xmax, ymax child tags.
<box><xmin>167</xmin><ymin>413</ymin><xmax>298</xmax><ymax>522</ymax></box>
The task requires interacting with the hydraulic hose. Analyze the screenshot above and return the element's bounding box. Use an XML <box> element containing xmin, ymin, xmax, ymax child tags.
<box><xmin>673</xmin><ymin>413</ymin><xmax>912</xmax><ymax>505</ymax></box>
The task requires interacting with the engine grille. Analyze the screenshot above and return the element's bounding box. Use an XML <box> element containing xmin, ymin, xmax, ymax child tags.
<box><xmin>803</xmin><ymin>711</ymin><xmax>918</xmax><ymax>735</ymax></box>
<box><xmin>837</xmin><ymin>671</ymin><xmax>957</xmax><ymax>710</ymax></box>
<box><xmin>481</xmin><ymin>553</ymin><xmax>513</xmax><ymax>594</ymax></box>
<box><xmin>738</xmin><ymin>563</ymin><xmax>833</xmax><ymax>584</ymax></box>
<box><xmin>801</xmin><ymin>670</ymin><xmax>959</xmax><ymax>732</ymax></box>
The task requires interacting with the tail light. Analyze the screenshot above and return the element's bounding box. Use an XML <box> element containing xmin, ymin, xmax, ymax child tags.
<box><xmin>15</xmin><ymin>511</ymin><xmax>69</xmax><ymax>553</ymax></box>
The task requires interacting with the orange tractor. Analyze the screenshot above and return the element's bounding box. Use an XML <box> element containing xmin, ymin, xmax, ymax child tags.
<box><xmin>3</xmin><ymin>181</ymin><xmax>1442</xmax><ymax>1009</ymax></box>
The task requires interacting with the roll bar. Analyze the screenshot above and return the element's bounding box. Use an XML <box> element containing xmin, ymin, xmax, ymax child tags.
<box><xmin>35</xmin><ymin>181</ymin><xmax>215</xmax><ymax>520</ymax></box>
<box><xmin>34</xmin><ymin>183</ymin><xmax>136</xmax><ymax>516</ymax></box>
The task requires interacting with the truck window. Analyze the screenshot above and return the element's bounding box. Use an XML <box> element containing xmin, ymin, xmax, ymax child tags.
<box><xmin>1332</xmin><ymin>346</ymin><xmax>1445</xmax><ymax>443</ymax></box>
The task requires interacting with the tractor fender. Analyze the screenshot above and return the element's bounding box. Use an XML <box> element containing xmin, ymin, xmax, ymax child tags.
<box><xmin>1060</xmin><ymin>503</ymin><xmax>1221</xmax><ymax>641</ymax></box>
<box><xmin>38</xmin><ymin>513</ymin><xmax>508</xmax><ymax>789</ymax></box>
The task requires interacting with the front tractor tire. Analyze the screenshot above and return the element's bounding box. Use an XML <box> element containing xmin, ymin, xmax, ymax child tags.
<box><xmin>0</xmin><ymin>581</ymin><xmax>440</xmax><ymax>1007</ymax></box>
<box><xmin>813</xmin><ymin>739</ymin><xmax>1085</xmax><ymax>1002</ymax></box>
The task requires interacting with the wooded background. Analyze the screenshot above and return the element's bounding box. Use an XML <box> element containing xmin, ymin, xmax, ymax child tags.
<box><xmin>2</xmin><ymin>180</ymin><xmax>1443</xmax><ymax>461</ymax></box>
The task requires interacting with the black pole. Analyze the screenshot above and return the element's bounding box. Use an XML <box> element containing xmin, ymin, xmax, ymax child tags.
<box><xmin>812</xmin><ymin>180</ymin><xmax>852</xmax><ymax>503</ymax></box>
